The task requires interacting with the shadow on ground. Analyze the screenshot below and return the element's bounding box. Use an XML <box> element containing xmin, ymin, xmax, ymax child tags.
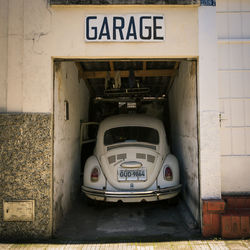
<box><xmin>53</xmin><ymin>193</ymin><xmax>201</xmax><ymax>243</ymax></box>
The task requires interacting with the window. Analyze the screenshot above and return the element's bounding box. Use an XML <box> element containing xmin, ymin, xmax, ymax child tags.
<box><xmin>104</xmin><ymin>126</ymin><xmax>159</xmax><ymax>146</ymax></box>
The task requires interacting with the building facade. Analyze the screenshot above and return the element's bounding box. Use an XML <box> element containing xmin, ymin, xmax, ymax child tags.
<box><xmin>0</xmin><ymin>0</ymin><xmax>249</xmax><ymax>240</ymax></box>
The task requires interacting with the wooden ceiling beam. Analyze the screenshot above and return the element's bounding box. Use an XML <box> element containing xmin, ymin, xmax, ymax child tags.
<box><xmin>83</xmin><ymin>69</ymin><xmax>175</xmax><ymax>79</ymax></box>
<box><xmin>72</xmin><ymin>59</ymin><xmax>183</xmax><ymax>63</ymax></box>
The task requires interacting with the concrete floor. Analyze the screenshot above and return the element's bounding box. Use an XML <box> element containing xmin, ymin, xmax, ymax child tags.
<box><xmin>54</xmin><ymin>194</ymin><xmax>201</xmax><ymax>243</ymax></box>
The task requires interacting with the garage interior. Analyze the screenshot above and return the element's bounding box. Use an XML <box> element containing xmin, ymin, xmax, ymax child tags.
<box><xmin>53</xmin><ymin>59</ymin><xmax>200</xmax><ymax>241</ymax></box>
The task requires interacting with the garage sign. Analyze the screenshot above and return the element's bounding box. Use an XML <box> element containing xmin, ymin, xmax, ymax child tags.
<box><xmin>85</xmin><ymin>14</ymin><xmax>165</xmax><ymax>42</ymax></box>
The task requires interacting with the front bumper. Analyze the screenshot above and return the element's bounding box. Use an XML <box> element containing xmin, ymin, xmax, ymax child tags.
<box><xmin>81</xmin><ymin>184</ymin><xmax>182</xmax><ymax>202</ymax></box>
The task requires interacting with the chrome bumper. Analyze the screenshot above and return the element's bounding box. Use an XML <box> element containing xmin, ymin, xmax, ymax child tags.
<box><xmin>81</xmin><ymin>184</ymin><xmax>182</xmax><ymax>201</ymax></box>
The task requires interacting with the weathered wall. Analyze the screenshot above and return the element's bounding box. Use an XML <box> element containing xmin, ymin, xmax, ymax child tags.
<box><xmin>53</xmin><ymin>62</ymin><xmax>89</xmax><ymax>231</ymax></box>
<box><xmin>0</xmin><ymin>0</ymin><xmax>8</xmax><ymax>112</ymax></box>
<box><xmin>0</xmin><ymin>113</ymin><xmax>53</xmax><ymax>240</ymax></box>
<box><xmin>198</xmin><ymin>6</ymin><xmax>221</xmax><ymax>200</ymax></box>
<box><xmin>0</xmin><ymin>0</ymin><xmax>198</xmax><ymax>113</ymax></box>
<box><xmin>0</xmin><ymin>0</ymin><xmax>224</xmax><ymax>237</ymax></box>
<box><xmin>0</xmin><ymin>0</ymin><xmax>25</xmax><ymax>112</ymax></box>
<box><xmin>168</xmin><ymin>61</ymin><xmax>199</xmax><ymax>222</ymax></box>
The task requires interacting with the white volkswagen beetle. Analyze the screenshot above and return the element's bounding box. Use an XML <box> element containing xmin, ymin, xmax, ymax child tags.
<box><xmin>82</xmin><ymin>114</ymin><xmax>181</xmax><ymax>203</ymax></box>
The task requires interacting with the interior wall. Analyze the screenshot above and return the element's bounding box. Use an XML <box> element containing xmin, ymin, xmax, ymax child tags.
<box><xmin>54</xmin><ymin>61</ymin><xmax>89</xmax><ymax>230</ymax></box>
<box><xmin>198</xmin><ymin>6</ymin><xmax>221</xmax><ymax>201</ymax></box>
<box><xmin>168</xmin><ymin>61</ymin><xmax>199</xmax><ymax>222</ymax></box>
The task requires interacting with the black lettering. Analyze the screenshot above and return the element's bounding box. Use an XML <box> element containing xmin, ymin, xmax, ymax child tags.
<box><xmin>153</xmin><ymin>16</ymin><xmax>164</xmax><ymax>40</ymax></box>
<box><xmin>113</xmin><ymin>17</ymin><xmax>125</xmax><ymax>40</ymax></box>
<box><xmin>86</xmin><ymin>16</ymin><xmax>97</xmax><ymax>40</ymax></box>
<box><xmin>98</xmin><ymin>17</ymin><xmax>111</xmax><ymax>40</ymax></box>
<box><xmin>126</xmin><ymin>16</ymin><xmax>137</xmax><ymax>40</ymax></box>
<box><xmin>139</xmin><ymin>16</ymin><xmax>152</xmax><ymax>40</ymax></box>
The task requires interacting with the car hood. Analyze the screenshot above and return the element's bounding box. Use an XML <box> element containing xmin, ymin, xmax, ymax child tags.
<box><xmin>98</xmin><ymin>144</ymin><xmax>164</xmax><ymax>191</ymax></box>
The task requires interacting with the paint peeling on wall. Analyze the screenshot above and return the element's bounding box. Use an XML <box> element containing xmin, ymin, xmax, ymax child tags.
<box><xmin>168</xmin><ymin>61</ymin><xmax>199</xmax><ymax>222</ymax></box>
<box><xmin>53</xmin><ymin>62</ymin><xmax>90</xmax><ymax>232</ymax></box>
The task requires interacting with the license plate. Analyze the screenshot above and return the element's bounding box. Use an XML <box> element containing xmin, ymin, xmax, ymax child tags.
<box><xmin>118</xmin><ymin>168</ymin><xmax>147</xmax><ymax>181</ymax></box>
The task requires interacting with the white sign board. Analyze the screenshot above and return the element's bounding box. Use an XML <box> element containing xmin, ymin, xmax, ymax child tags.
<box><xmin>85</xmin><ymin>14</ymin><xmax>165</xmax><ymax>42</ymax></box>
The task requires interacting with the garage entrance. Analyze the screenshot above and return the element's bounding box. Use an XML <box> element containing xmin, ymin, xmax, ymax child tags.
<box><xmin>53</xmin><ymin>59</ymin><xmax>199</xmax><ymax>241</ymax></box>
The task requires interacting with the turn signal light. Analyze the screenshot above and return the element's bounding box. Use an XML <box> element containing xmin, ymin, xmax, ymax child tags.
<box><xmin>91</xmin><ymin>167</ymin><xmax>99</xmax><ymax>182</ymax></box>
<box><xmin>164</xmin><ymin>166</ymin><xmax>173</xmax><ymax>181</ymax></box>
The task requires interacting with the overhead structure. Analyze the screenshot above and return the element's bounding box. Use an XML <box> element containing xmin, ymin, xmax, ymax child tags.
<box><xmin>76</xmin><ymin>60</ymin><xmax>179</xmax><ymax>101</ymax></box>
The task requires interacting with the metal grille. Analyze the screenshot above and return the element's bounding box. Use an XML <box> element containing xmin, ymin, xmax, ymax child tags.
<box><xmin>108</xmin><ymin>155</ymin><xmax>116</xmax><ymax>164</ymax></box>
<box><xmin>117</xmin><ymin>153</ymin><xmax>127</xmax><ymax>160</ymax></box>
<box><xmin>136</xmin><ymin>153</ymin><xmax>146</xmax><ymax>159</ymax></box>
<box><xmin>147</xmin><ymin>154</ymin><xmax>155</xmax><ymax>163</ymax></box>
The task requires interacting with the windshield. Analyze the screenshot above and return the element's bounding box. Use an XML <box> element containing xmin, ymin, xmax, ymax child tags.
<box><xmin>104</xmin><ymin>126</ymin><xmax>159</xmax><ymax>146</ymax></box>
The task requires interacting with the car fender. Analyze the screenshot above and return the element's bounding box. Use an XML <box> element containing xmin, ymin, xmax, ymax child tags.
<box><xmin>157</xmin><ymin>154</ymin><xmax>180</xmax><ymax>188</ymax></box>
<box><xmin>83</xmin><ymin>155</ymin><xmax>106</xmax><ymax>189</ymax></box>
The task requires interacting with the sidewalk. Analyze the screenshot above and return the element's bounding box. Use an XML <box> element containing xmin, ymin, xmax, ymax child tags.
<box><xmin>1</xmin><ymin>240</ymin><xmax>250</xmax><ymax>249</ymax></box>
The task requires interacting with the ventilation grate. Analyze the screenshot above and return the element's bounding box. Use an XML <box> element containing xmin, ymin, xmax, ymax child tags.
<box><xmin>117</xmin><ymin>153</ymin><xmax>126</xmax><ymax>160</ymax></box>
<box><xmin>108</xmin><ymin>155</ymin><xmax>116</xmax><ymax>164</ymax></box>
<box><xmin>147</xmin><ymin>154</ymin><xmax>155</xmax><ymax>163</ymax></box>
<box><xmin>136</xmin><ymin>153</ymin><xmax>146</xmax><ymax>159</ymax></box>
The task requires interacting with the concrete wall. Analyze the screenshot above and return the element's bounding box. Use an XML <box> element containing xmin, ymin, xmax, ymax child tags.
<box><xmin>0</xmin><ymin>0</ymin><xmax>25</xmax><ymax>112</ymax></box>
<box><xmin>168</xmin><ymin>61</ymin><xmax>199</xmax><ymax>222</ymax></box>
<box><xmin>53</xmin><ymin>61</ymin><xmax>89</xmax><ymax>231</ymax></box>
<box><xmin>0</xmin><ymin>0</ymin><xmax>224</xmax><ymax>237</ymax></box>
<box><xmin>0</xmin><ymin>1</ymin><xmax>198</xmax><ymax>113</ymax></box>
<box><xmin>198</xmin><ymin>6</ymin><xmax>221</xmax><ymax>200</ymax></box>
<box><xmin>0</xmin><ymin>0</ymin><xmax>8</xmax><ymax>112</ymax></box>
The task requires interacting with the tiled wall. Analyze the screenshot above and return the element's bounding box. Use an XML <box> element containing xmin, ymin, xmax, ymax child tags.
<box><xmin>217</xmin><ymin>0</ymin><xmax>250</xmax><ymax>193</ymax></box>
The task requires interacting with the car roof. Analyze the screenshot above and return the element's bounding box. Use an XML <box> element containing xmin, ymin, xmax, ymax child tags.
<box><xmin>99</xmin><ymin>114</ymin><xmax>164</xmax><ymax>132</ymax></box>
